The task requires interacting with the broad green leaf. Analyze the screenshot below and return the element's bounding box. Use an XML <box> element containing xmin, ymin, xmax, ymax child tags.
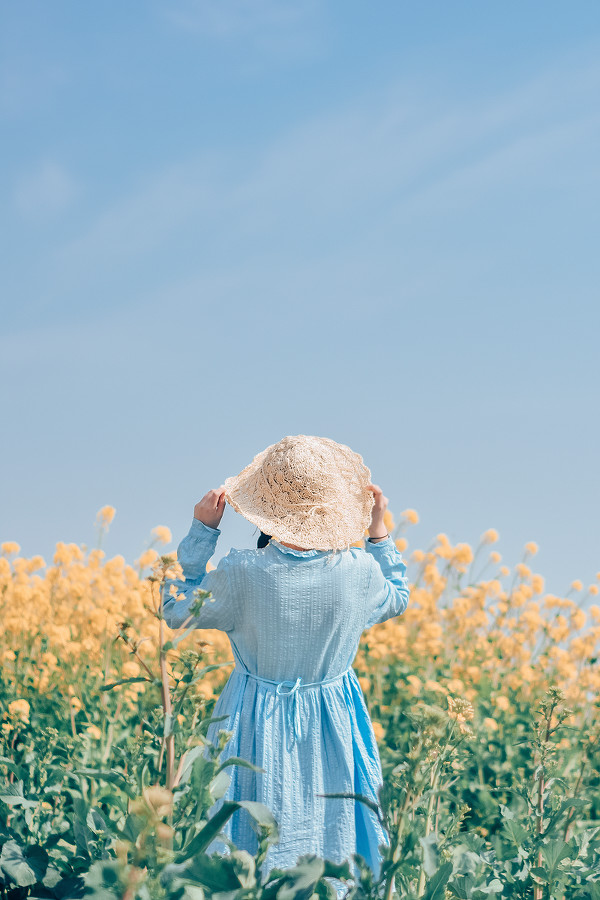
<box><xmin>185</xmin><ymin>853</ymin><xmax>242</xmax><ymax>892</ymax></box>
<box><xmin>0</xmin><ymin>841</ymin><xmax>48</xmax><ymax>888</ymax></box>
<box><xmin>423</xmin><ymin>861</ymin><xmax>454</xmax><ymax>900</ymax></box>
<box><xmin>209</xmin><ymin>769</ymin><xmax>231</xmax><ymax>801</ymax></box>
<box><xmin>275</xmin><ymin>855</ymin><xmax>325</xmax><ymax>900</ymax></box>
<box><xmin>214</xmin><ymin>756</ymin><xmax>265</xmax><ymax>776</ymax></box>
<box><xmin>419</xmin><ymin>832</ymin><xmax>440</xmax><ymax>877</ymax></box>
<box><xmin>0</xmin><ymin>780</ymin><xmax>38</xmax><ymax>809</ymax></box>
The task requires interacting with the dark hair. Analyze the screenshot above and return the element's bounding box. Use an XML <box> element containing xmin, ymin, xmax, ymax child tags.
<box><xmin>257</xmin><ymin>530</ymin><xmax>271</xmax><ymax>549</ymax></box>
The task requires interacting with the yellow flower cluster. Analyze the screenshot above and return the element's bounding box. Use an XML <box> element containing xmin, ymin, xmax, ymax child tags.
<box><xmin>0</xmin><ymin>510</ymin><xmax>232</xmax><ymax>708</ymax></box>
<box><xmin>2</xmin><ymin>506</ymin><xmax>600</xmax><ymax>726</ymax></box>
<box><xmin>356</xmin><ymin>524</ymin><xmax>600</xmax><ymax>712</ymax></box>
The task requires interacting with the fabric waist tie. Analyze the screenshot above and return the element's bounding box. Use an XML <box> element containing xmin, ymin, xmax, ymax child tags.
<box><xmin>234</xmin><ymin>658</ymin><xmax>353</xmax><ymax>749</ymax></box>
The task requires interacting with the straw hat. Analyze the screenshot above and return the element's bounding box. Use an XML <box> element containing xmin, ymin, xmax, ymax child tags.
<box><xmin>223</xmin><ymin>435</ymin><xmax>375</xmax><ymax>551</ymax></box>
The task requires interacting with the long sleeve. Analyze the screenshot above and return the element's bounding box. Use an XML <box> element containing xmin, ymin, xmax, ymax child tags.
<box><xmin>363</xmin><ymin>536</ymin><xmax>410</xmax><ymax>629</ymax></box>
<box><xmin>161</xmin><ymin>518</ymin><xmax>235</xmax><ymax>633</ymax></box>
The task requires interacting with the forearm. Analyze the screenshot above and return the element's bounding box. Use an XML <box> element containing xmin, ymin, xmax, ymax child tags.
<box><xmin>365</xmin><ymin>537</ymin><xmax>410</xmax><ymax>614</ymax></box>
<box><xmin>161</xmin><ymin>518</ymin><xmax>221</xmax><ymax>628</ymax></box>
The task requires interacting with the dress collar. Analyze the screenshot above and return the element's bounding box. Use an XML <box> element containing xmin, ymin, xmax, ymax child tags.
<box><xmin>269</xmin><ymin>538</ymin><xmax>325</xmax><ymax>558</ymax></box>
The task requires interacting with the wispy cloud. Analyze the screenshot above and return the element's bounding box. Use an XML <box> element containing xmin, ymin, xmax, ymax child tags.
<box><xmin>14</xmin><ymin>160</ymin><xmax>79</xmax><ymax>221</ymax></box>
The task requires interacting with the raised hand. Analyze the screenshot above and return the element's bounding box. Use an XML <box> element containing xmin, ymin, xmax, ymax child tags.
<box><xmin>366</xmin><ymin>483</ymin><xmax>389</xmax><ymax>539</ymax></box>
<box><xmin>194</xmin><ymin>487</ymin><xmax>227</xmax><ymax>530</ymax></box>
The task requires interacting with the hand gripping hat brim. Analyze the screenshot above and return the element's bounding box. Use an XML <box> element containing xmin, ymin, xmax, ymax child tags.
<box><xmin>223</xmin><ymin>435</ymin><xmax>376</xmax><ymax>551</ymax></box>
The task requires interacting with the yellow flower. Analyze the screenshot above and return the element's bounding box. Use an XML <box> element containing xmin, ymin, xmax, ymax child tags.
<box><xmin>8</xmin><ymin>699</ymin><xmax>30</xmax><ymax>723</ymax></box>
<box><xmin>452</xmin><ymin>544</ymin><xmax>473</xmax><ymax>566</ymax></box>
<box><xmin>494</xmin><ymin>696</ymin><xmax>509</xmax><ymax>711</ymax></box>
<box><xmin>412</xmin><ymin>550</ymin><xmax>425</xmax><ymax>562</ymax></box>
<box><xmin>424</xmin><ymin>679</ymin><xmax>447</xmax><ymax>694</ymax></box>
<box><xmin>96</xmin><ymin>505</ymin><xmax>116</xmax><ymax>526</ymax></box>
<box><xmin>481</xmin><ymin>529</ymin><xmax>499</xmax><ymax>544</ymax></box>
<box><xmin>525</xmin><ymin>542</ymin><xmax>539</xmax><ymax>555</ymax></box>
<box><xmin>572</xmin><ymin>609</ymin><xmax>586</xmax><ymax>630</ymax></box>
<box><xmin>490</xmin><ymin>551</ymin><xmax>501</xmax><ymax>564</ymax></box>
<box><xmin>151</xmin><ymin>526</ymin><xmax>172</xmax><ymax>545</ymax></box>
<box><xmin>531</xmin><ymin>574</ymin><xmax>545</xmax><ymax>594</ymax></box>
<box><xmin>402</xmin><ymin>509</ymin><xmax>419</xmax><ymax>524</ymax></box>
<box><xmin>371</xmin><ymin>720</ymin><xmax>385</xmax><ymax>742</ymax></box>
<box><xmin>137</xmin><ymin>548</ymin><xmax>158</xmax><ymax>568</ymax></box>
<box><xmin>1</xmin><ymin>541</ymin><xmax>21</xmax><ymax>555</ymax></box>
<box><xmin>483</xmin><ymin>717</ymin><xmax>499</xmax><ymax>731</ymax></box>
<box><xmin>406</xmin><ymin>675</ymin><xmax>421</xmax><ymax>693</ymax></box>
<box><xmin>358</xmin><ymin>676</ymin><xmax>370</xmax><ymax>693</ymax></box>
<box><xmin>383</xmin><ymin>510</ymin><xmax>395</xmax><ymax>532</ymax></box>
<box><xmin>571</xmin><ymin>580</ymin><xmax>583</xmax><ymax>592</ymax></box>
<box><xmin>500</xmin><ymin>566</ymin><xmax>510</xmax><ymax>577</ymax></box>
<box><xmin>143</xmin><ymin>785</ymin><xmax>173</xmax><ymax>818</ymax></box>
<box><xmin>395</xmin><ymin>538</ymin><xmax>407</xmax><ymax>552</ymax></box>
<box><xmin>447</xmin><ymin>696</ymin><xmax>474</xmax><ymax>721</ymax></box>
<box><xmin>27</xmin><ymin>555</ymin><xmax>46</xmax><ymax>572</ymax></box>
<box><xmin>590</xmin><ymin>585</ymin><xmax>599</xmax><ymax>596</ymax></box>
<box><xmin>86</xmin><ymin>725</ymin><xmax>102</xmax><ymax>740</ymax></box>
<box><xmin>516</xmin><ymin>563</ymin><xmax>531</xmax><ymax>579</ymax></box>
<box><xmin>156</xmin><ymin>823</ymin><xmax>174</xmax><ymax>842</ymax></box>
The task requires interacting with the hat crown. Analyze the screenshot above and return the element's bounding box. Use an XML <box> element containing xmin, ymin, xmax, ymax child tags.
<box><xmin>223</xmin><ymin>434</ymin><xmax>375</xmax><ymax>551</ymax></box>
<box><xmin>262</xmin><ymin>437</ymin><xmax>339</xmax><ymax>500</ymax></box>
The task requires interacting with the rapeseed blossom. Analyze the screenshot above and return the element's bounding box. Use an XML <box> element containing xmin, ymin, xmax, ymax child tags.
<box><xmin>1</xmin><ymin>504</ymin><xmax>599</xmax><ymax>725</ymax></box>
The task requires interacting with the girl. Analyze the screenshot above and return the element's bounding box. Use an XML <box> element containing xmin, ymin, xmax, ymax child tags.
<box><xmin>162</xmin><ymin>435</ymin><xmax>410</xmax><ymax>889</ymax></box>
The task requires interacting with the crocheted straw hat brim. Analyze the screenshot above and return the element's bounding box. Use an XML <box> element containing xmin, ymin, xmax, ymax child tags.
<box><xmin>223</xmin><ymin>435</ymin><xmax>376</xmax><ymax>551</ymax></box>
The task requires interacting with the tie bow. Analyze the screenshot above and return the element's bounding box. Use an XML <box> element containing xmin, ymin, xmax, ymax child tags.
<box><xmin>276</xmin><ymin>677</ymin><xmax>303</xmax><ymax>747</ymax></box>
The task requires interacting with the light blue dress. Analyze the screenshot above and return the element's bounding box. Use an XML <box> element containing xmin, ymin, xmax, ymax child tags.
<box><xmin>162</xmin><ymin>518</ymin><xmax>410</xmax><ymax>884</ymax></box>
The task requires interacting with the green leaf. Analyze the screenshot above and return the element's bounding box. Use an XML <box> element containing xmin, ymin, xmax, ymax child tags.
<box><xmin>274</xmin><ymin>855</ymin><xmax>325</xmax><ymax>900</ymax></box>
<box><xmin>100</xmin><ymin>675</ymin><xmax>152</xmax><ymax>692</ymax></box>
<box><xmin>176</xmin><ymin>803</ymin><xmax>241</xmax><ymax>860</ymax></box>
<box><xmin>0</xmin><ymin>756</ymin><xmax>25</xmax><ymax>779</ymax></box>
<box><xmin>214</xmin><ymin>756</ymin><xmax>265</xmax><ymax>776</ymax></box>
<box><xmin>321</xmin><ymin>858</ymin><xmax>353</xmax><ymax>881</ymax></box>
<box><xmin>419</xmin><ymin>832</ymin><xmax>440</xmax><ymax>877</ymax></box>
<box><xmin>71</xmin><ymin>768</ymin><xmax>136</xmax><ymax>798</ymax></box>
<box><xmin>0</xmin><ymin>780</ymin><xmax>38</xmax><ymax>809</ymax></box>
<box><xmin>86</xmin><ymin>808</ymin><xmax>111</xmax><ymax>835</ymax></box>
<box><xmin>423</xmin><ymin>861</ymin><xmax>453</xmax><ymax>900</ymax></box>
<box><xmin>448</xmin><ymin>875</ymin><xmax>476</xmax><ymax>898</ymax></box>
<box><xmin>542</xmin><ymin>840</ymin><xmax>571</xmax><ymax>880</ymax></box>
<box><xmin>209</xmin><ymin>769</ymin><xmax>231</xmax><ymax>801</ymax></box>
<box><xmin>236</xmin><ymin>800</ymin><xmax>278</xmax><ymax>835</ymax></box>
<box><xmin>502</xmin><ymin>819</ymin><xmax>528</xmax><ymax>848</ymax></box>
<box><xmin>316</xmin><ymin>791</ymin><xmax>385</xmax><ymax>825</ymax></box>
<box><xmin>0</xmin><ymin>841</ymin><xmax>48</xmax><ymax>888</ymax></box>
<box><xmin>177</xmin><ymin>800</ymin><xmax>278</xmax><ymax>861</ymax></box>
<box><xmin>185</xmin><ymin>853</ymin><xmax>243</xmax><ymax>892</ymax></box>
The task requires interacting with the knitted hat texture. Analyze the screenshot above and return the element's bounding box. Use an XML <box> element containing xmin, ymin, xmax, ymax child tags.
<box><xmin>223</xmin><ymin>435</ymin><xmax>375</xmax><ymax>551</ymax></box>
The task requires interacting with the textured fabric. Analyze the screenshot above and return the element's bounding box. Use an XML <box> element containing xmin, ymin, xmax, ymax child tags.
<box><xmin>162</xmin><ymin>518</ymin><xmax>410</xmax><ymax>885</ymax></box>
<box><xmin>222</xmin><ymin>434</ymin><xmax>376</xmax><ymax>550</ymax></box>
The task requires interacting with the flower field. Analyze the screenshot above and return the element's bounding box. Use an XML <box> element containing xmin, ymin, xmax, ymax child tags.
<box><xmin>1</xmin><ymin>505</ymin><xmax>600</xmax><ymax>899</ymax></box>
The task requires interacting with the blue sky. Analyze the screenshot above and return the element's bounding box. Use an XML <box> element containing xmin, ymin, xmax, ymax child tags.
<box><xmin>1</xmin><ymin>1</ymin><xmax>599</xmax><ymax>597</ymax></box>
